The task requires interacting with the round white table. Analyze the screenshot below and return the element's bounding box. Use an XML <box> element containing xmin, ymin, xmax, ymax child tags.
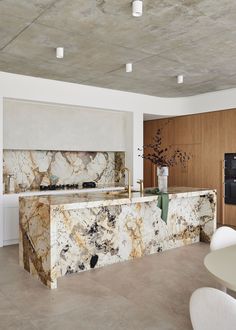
<box><xmin>204</xmin><ymin>244</ymin><xmax>236</xmax><ymax>291</ymax></box>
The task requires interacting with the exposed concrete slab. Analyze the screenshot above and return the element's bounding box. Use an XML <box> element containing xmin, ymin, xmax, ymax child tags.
<box><xmin>0</xmin><ymin>0</ymin><xmax>236</xmax><ymax>97</ymax></box>
<box><xmin>0</xmin><ymin>14</ymin><xmax>30</xmax><ymax>49</ymax></box>
<box><xmin>195</xmin><ymin>0</ymin><xmax>236</xmax><ymax>23</ymax></box>
<box><xmin>0</xmin><ymin>0</ymin><xmax>56</xmax><ymax>19</ymax></box>
<box><xmin>0</xmin><ymin>52</ymin><xmax>102</xmax><ymax>83</ymax></box>
<box><xmin>3</xmin><ymin>23</ymin><xmax>152</xmax><ymax>73</ymax></box>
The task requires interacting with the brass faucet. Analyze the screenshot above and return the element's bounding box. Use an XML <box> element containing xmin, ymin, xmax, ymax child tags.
<box><xmin>137</xmin><ymin>179</ymin><xmax>144</xmax><ymax>195</ymax></box>
<box><xmin>121</xmin><ymin>167</ymin><xmax>131</xmax><ymax>199</ymax></box>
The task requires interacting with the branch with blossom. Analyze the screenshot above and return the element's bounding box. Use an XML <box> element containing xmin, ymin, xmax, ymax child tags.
<box><xmin>138</xmin><ymin>121</ymin><xmax>191</xmax><ymax>167</ymax></box>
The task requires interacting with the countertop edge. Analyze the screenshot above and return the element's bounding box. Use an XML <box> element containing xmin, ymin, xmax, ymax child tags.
<box><xmin>19</xmin><ymin>188</ymin><xmax>217</xmax><ymax>210</ymax></box>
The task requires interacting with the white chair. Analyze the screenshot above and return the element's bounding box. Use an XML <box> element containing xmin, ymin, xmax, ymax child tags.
<box><xmin>190</xmin><ymin>287</ymin><xmax>236</xmax><ymax>330</ymax></box>
<box><xmin>210</xmin><ymin>226</ymin><xmax>236</xmax><ymax>251</ymax></box>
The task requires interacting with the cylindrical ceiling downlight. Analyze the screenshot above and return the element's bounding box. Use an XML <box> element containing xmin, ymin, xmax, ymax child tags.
<box><xmin>132</xmin><ymin>0</ymin><xmax>143</xmax><ymax>17</ymax></box>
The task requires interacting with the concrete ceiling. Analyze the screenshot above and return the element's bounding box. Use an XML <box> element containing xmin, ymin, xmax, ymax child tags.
<box><xmin>1</xmin><ymin>0</ymin><xmax>236</xmax><ymax>97</ymax></box>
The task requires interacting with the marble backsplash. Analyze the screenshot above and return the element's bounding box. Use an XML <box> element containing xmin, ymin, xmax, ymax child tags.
<box><xmin>3</xmin><ymin>150</ymin><xmax>125</xmax><ymax>193</ymax></box>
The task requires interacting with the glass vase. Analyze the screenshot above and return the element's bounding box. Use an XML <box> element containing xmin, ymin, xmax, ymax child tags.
<box><xmin>157</xmin><ymin>166</ymin><xmax>169</xmax><ymax>192</ymax></box>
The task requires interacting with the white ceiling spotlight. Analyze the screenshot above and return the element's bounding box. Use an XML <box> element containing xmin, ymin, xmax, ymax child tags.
<box><xmin>126</xmin><ymin>63</ymin><xmax>133</xmax><ymax>73</ymax></box>
<box><xmin>132</xmin><ymin>0</ymin><xmax>143</xmax><ymax>17</ymax></box>
<box><xmin>56</xmin><ymin>47</ymin><xmax>64</xmax><ymax>59</ymax></box>
<box><xmin>177</xmin><ymin>74</ymin><xmax>184</xmax><ymax>84</ymax></box>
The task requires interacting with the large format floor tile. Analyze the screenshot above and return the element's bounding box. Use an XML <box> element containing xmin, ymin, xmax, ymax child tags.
<box><xmin>0</xmin><ymin>243</ymin><xmax>222</xmax><ymax>329</ymax></box>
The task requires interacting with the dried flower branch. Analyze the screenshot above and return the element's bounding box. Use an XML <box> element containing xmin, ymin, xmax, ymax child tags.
<box><xmin>138</xmin><ymin>121</ymin><xmax>191</xmax><ymax>168</ymax></box>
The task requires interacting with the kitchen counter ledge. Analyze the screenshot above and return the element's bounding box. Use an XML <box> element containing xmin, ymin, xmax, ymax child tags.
<box><xmin>3</xmin><ymin>183</ymin><xmax>125</xmax><ymax>197</ymax></box>
<box><xmin>20</xmin><ymin>187</ymin><xmax>216</xmax><ymax>210</ymax></box>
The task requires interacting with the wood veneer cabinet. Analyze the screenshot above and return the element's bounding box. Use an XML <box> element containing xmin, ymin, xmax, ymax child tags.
<box><xmin>144</xmin><ymin>108</ymin><xmax>236</xmax><ymax>226</ymax></box>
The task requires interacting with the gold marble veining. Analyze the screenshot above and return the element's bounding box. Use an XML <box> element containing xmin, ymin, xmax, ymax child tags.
<box><xmin>3</xmin><ymin>150</ymin><xmax>125</xmax><ymax>193</ymax></box>
<box><xmin>19</xmin><ymin>197</ymin><xmax>54</xmax><ymax>287</ymax></box>
<box><xmin>19</xmin><ymin>189</ymin><xmax>217</xmax><ymax>289</ymax></box>
<box><xmin>125</xmin><ymin>216</ymin><xmax>144</xmax><ymax>259</ymax></box>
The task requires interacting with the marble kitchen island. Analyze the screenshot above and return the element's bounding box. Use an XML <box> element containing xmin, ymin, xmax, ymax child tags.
<box><xmin>19</xmin><ymin>187</ymin><xmax>216</xmax><ymax>289</ymax></box>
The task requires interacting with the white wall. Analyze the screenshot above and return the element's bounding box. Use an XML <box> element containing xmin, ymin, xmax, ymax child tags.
<box><xmin>181</xmin><ymin>88</ymin><xmax>236</xmax><ymax>115</ymax></box>
<box><xmin>0</xmin><ymin>72</ymin><xmax>155</xmax><ymax>191</ymax></box>
<box><xmin>1</xmin><ymin>72</ymin><xmax>236</xmax><ymax>118</ymax></box>
<box><xmin>1</xmin><ymin>71</ymin><xmax>236</xmax><ymax>247</ymax></box>
<box><xmin>4</xmin><ymin>99</ymin><xmax>127</xmax><ymax>151</ymax></box>
<box><xmin>0</xmin><ymin>97</ymin><xmax>3</xmax><ymax>247</ymax></box>
<box><xmin>1</xmin><ymin>71</ymin><xmax>236</xmax><ymax>189</ymax></box>
<box><xmin>124</xmin><ymin>111</ymin><xmax>134</xmax><ymax>177</ymax></box>
<box><xmin>0</xmin><ymin>72</ymin><xmax>184</xmax><ymax>116</ymax></box>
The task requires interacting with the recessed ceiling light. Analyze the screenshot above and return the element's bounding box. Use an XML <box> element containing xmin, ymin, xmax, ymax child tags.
<box><xmin>56</xmin><ymin>47</ymin><xmax>64</xmax><ymax>59</ymax></box>
<box><xmin>132</xmin><ymin>0</ymin><xmax>143</xmax><ymax>17</ymax></box>
<box><xmin>126</xmin><ymin>63</ymin><xmax>133</xmax><ymax>73</ymax></box>
<box><xmin>177</xmin><ymin>75</ymin><xmax>184</xmax><ymax>84</ymax></box>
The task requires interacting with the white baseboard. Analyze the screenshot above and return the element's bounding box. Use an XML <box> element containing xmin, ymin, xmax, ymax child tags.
<box><xmin>3</xmin><ymin>239</ymin><xmax>19</xmax><ymax>246</ymax></box>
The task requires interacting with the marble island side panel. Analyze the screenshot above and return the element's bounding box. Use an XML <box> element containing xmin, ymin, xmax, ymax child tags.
<box><xmin>19</xmin><ymin>189</ymin><xmax>216</xmax><ymax>289</ymax></box>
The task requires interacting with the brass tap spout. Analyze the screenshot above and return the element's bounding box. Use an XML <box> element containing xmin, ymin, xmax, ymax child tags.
<box><xmin>121</xmin><ymin>167</ymin><xmax>131</xmax><ymax>199</ymax></box>
<box><xmin>137</xmin><ymin>179</ymin><xmax>144</xmax><ymax>195</ymax></box>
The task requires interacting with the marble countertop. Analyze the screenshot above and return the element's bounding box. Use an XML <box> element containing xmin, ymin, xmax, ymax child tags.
<box><xmin>162</xmin><ymin>187</ymin><xmax>217</xmax><ymax>197</ymax></box>
<box><xmin>19</xmin><ymin>187</ymin><xmax>216</xmax><ymax>210</ymax></box>
<box><xmin>21</xmin><ymin>191</ymin><xmax>158</xmax><ymax>210</ymax></box>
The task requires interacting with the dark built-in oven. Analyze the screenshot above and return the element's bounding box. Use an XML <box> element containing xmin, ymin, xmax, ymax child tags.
<box><xmin>225</xmin><ymin>153</ymin><xmax>236</xmax><ymax>205</ymax></box>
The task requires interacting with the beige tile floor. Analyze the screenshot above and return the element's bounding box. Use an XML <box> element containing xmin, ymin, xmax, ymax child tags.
<box><xmin>0</xmin><ymin>243</ymin><xmax>226</xmax><ymax>330</ymax></box>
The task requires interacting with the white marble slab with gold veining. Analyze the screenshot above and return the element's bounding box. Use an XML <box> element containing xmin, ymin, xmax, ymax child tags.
<box><xmin>3</xmin><ymin>150</ymin><xmax>125</xmax><ymax>193</ymax></box>
<box><xmin>19</xmin><ymin>187</ymin><xmax>217</xmax><ymax>289</ymax></box>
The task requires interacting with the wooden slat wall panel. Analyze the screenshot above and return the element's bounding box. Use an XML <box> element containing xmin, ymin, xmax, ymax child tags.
<box><xmin>143</xmin><ymin>118</ymin><xmax>174</xmax><ymax>188</ymax></box>
<box><xmin>144</xmin><ymin>108</ymin><xmax>236</xmax><ymax>226</ymax></box>
<box><xmin>170</xmin><ymin>144</ymin><xmax>202</xmax><ymax>188</ymax></box>
<box><xmin>173</xmin><ymin>114</ymin><xmax>202</xmax><ymax>144</ymax></box>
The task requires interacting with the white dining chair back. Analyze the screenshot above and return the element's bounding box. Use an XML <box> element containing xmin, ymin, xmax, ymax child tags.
<box><xmin>190</xmin><ymin>287</ymin><xmax>236</xmax><ymax>330</ymax></box>
<box><xmin>210</xmin><ymin>226</ymin><xmax>236</xmax><ymax>251</ymax></box>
